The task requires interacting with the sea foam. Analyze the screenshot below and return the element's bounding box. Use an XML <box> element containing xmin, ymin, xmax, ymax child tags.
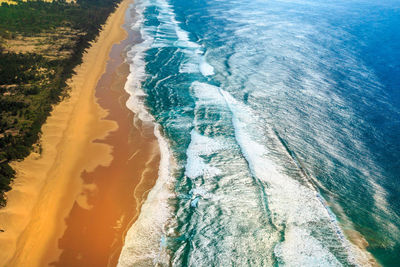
<box><xmin>118</xmin><ymin>1</ymin><xmax>175</xmax><ymax>266</ymax></box>
<box><xmin>119</xmin><ymin>0</ymin><xmax>383</xmax><ymax>265</ymax></box>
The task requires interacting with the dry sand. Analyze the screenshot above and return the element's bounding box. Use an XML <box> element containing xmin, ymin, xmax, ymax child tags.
<box><xmin>0</xmin><ymin>0</ymin><xmax>155</xmax><ymax>265</ymax></box>
<box><xmin>48</xmin><ymin>12</ymin><xmax>160</xmax><ymax>265</ymax></box>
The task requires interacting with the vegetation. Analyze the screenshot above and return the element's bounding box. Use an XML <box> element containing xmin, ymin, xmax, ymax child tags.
<box><xmin>0</xmin><ymin>0</ymin><xmax>122</xmax><ymax>206</ymax></box>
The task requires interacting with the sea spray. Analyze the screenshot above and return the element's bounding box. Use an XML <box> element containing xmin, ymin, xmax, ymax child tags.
<box><xmin>119</xmin><ymin>0</ymin><xmax>400</xmax><ymax>265</ymax></box>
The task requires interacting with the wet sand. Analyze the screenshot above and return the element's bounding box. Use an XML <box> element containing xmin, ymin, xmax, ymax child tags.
<box><xmin>49</xmin><ymin>10</ymin><xmax>160</xmax><ymax>266</ymax></box>
<box><xmin>0</xmin><ymin>0</ymin><xmax>159</xmax><ymax>266</ymax></box>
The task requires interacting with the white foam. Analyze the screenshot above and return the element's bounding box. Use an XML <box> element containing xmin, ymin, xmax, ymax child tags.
<box><xmin>274</xmin><ymin>227</ymin><xmax>342</xmax><ymax>267</ymax></box>
<box><xmin>124</xmin><ymin>1</ymin><xmax>155</xmax><ymax>124</ymax></box>
<box><xmin>191</xmin><ymin>81</ymin><xmax>225</xmax><ymax>105</ymax></box>
<box><xmin>136</xmin><ymin>0</ymin><xmax>213</xmax><ymax>78</ymax></box>
<box><xmin>219</xmin><ymin>89</ymin><xmax>367</xmax><ymax>266</ymax></box>
<box><xmin>179</xmin><ymin>61</ymin><xmax>199</xmax><ymax>73</ymax></box>
<box><xmin>200</xmin><ymin>58</ymin><xmax>215</xmax><ymax>76</ymax></box>
<box><xmin>185</xmin><ymin>130</ymin><xmax>223</xmax><ymax>179</ymax></box>
<box><xmin>118</xmin><ymin>1</ymin><xmax>176</xmax><ymax>266</ymax></box>
<box><xmin>118</xmin><ymin>125</ymin><xmax>175</xmax><ymax>267</ymax></box>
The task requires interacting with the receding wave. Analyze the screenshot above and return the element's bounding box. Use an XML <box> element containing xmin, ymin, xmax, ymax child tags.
<box><xmin>118</xmin><ymin>0</ymin><xmax>400</xmax><ymax>265</ymax></box>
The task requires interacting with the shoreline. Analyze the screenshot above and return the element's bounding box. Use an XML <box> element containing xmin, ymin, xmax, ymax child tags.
<box><xmin>49</xmin><ymin>5</ymin><xmax>160</xmax><ymax>265</ymax></box>
<box><xmin>0</xmin><ymin>0</ymin><xmax>159</xmax><ymax>265</ymax></box>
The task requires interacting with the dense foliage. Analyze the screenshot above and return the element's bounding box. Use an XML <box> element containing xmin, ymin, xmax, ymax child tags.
<box><xmin>0</xmin><ymin>0</ymin><xmax>122</xmax><ymax>206</ymax></box>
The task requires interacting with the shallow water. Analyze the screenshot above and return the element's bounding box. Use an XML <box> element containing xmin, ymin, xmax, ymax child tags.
<box><xmin>119</xmin><ymin>0</ymin><xmax>400</xmax><ymax>265</ymax></box>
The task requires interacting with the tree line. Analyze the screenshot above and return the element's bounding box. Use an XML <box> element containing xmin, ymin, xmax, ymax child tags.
<box><xmin>0</xmin><ymin>0</ymin><xmax>122</xmax><ymax>206</ymax></box>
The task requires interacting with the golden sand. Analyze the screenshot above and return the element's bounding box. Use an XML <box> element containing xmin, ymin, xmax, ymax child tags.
<box><xmin>0</xmin><ymin>0</ymin><xmax>136</xmax><ymax>265</ymax></box>
<box><xmin>48</xmin><ymin>25</ymin><xmax>160</xmax><ymax>266</ymax></box>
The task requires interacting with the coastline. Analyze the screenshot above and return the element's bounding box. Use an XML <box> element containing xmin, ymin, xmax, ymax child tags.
<box><xmin>0</xmin><ymin>0</ymin><xmax>159</xmax><ymax>265</ymax></box>
<box><xmin>49</xmin><ymin>5</ymin><xmax>160</xmax><ymax>265</ymax></box>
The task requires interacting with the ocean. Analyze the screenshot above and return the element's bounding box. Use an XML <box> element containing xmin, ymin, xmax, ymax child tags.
<box><xmin>118</xmin><ymin>0</ymin><xmax>400</xmax><ymax>266</ymax></box>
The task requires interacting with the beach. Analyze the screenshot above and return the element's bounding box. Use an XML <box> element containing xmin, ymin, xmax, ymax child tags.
<box><xmin>0</xmin><ymin>0</ymin><xmax>159</xmax><ymax>265</ymax></box>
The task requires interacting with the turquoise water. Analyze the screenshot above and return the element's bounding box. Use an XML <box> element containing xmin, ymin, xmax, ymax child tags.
<box><xmin>118</xmin><ymin>0</ymin><xmax>400</xmax><ymax>266</ymax></box>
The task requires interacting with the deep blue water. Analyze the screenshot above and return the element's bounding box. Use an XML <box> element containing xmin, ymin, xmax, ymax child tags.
<box><xmin>118</xmin><ymin>0</ymin><xmax>400</xmax><ymax>266</ymax></box>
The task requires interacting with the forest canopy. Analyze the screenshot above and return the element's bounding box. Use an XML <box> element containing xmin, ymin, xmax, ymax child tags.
<box><xmin>0</xmin><ymin>0</ymin><xmax>122</xmax><ymax>206</ymax></box>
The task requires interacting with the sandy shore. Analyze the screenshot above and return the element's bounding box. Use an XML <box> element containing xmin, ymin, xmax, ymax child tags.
<box><xmin>48</xmin><ymin>8</ymin><xmax>160</xmax><ymax>265</ymax></box>
<box><xmin>0</xmin><ymin>0</ymin><xmax>159</xmax><ymax>265</ymax></box>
